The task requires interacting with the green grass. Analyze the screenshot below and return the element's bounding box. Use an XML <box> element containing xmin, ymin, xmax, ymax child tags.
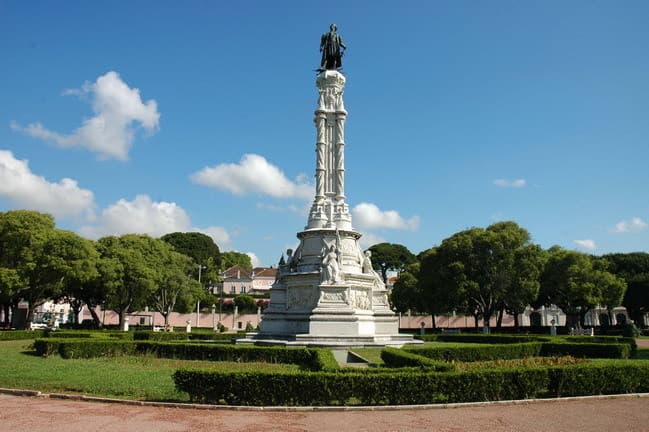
<box><xmin>0</xmin><ymin>340</ymin><xmax>299</xmax><ymax>402</ymax></box>
<box><xmin>350</xmin><ymin>348</ymin><xmax>384</xmax><ymax>365</ymax></box>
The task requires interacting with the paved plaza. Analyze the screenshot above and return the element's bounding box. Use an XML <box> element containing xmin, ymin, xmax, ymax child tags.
<box><xmin>1</xmin><ymin>393</ymin><xmax>648</xmax><ymax>432</ymax></box>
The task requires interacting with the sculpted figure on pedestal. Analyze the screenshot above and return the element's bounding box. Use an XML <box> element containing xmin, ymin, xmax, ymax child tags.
<box><xmin>321</xmin><ymin>245</ymin><xmax>341</xmax><ymax>284</ymax></box>
<box><xmin>320</xmin><ymin>24</ymin><xmax>346</xmax><ymax>71</ymax></box>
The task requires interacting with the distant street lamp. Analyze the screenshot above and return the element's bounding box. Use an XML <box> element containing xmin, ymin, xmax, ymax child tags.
<box><xmin>197</xmin><ymin>264</ymin><xmax>207</xmax><ymax>327</ymax></box>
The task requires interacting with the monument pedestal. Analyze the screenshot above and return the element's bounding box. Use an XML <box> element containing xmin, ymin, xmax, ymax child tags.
<box><xmin>238</xmin><ymin>69</ymin><xmax>420</xmax><ymax>348</ymax></box>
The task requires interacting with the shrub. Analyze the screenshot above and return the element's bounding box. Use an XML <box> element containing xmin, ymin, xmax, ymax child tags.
<box><xmin>44</xmin><ymin>330</ymin><xmax>134</xmax><ymax>340</ymax></box>
<box><xmin>381</xmin><ymin>347</ymin><xmax>455</xmax><ymax>371</ymax></box>
<box><xmin>540</xmin><ymin>342</ymin><xmax>631</xmax><ymax>359</ymax></box>
<box><xmin>0</xmin><ymin>330</ymin><xmax>46</xmax><ymax>341</ymax></box>
<box><xmin>133</xmin><ymin>331</ymin><xmax>188</xmax><ymax>341</ymax></box>
<box><xmin>173</xmin><ymin>361</ymin><xmax>649</xmax><ymax>406</ymax></box>
<box><xmin>547</xmin><ymin>361</ymin><xmax>649</xmax><ymax>397</ymax></box>
<box><xmin>433</xmin><ymin>334</ymin><xmax>551</xmax><ymax>344</ymax></box>
<box><xmin>32</xmin><ymin>338</ymin><xmax>335</xmax><ymax>371</ymax></box>
<box><xmin>404</xmin><ymin>342</ymin><xmax>543</xmax><ymax>362</ymax></box>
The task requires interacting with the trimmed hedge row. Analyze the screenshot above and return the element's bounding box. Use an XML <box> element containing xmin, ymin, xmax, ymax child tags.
<box><xmin>381</xmin><ymin>347</ymin><xmax>455</xmax><ymax>371</ymax></box>
<box><xmin>0</xmin><ymin>330</ymin><xmax>46</xmax><ymax>340</ymax></box>
<box><xmin>173</xmin><ymin>361</ymin><xmax>649</xmax><ymax>406</ymax></box>
<box><xmin>405</xmin><ymin>342</ymin><xmax>544</xmax><ymax>362</ymax></box>
<box><xmin>406</xmin><ymin>341</ymin><xmax>632</xmax><ymax>362</ymax></box>
<box><xmin>540</xmin><ymin>342</ymin><xmax>631</xmax><ymax>359</ymax></box>
<box><xmin>419</xmin><ymin>334</ymin><xmax>551</xmax><ymax>344</ymax></box>
<box><xmin>561</xmin><ymin>336</ymin><xmax>637</xmax><ymax>356</ymax></box>
<box><xmin>32</xmin><ymin>338</ymin><xmax>338</xmax><ymax>371</ymax></box>
<box><xmin>133</xmin><ymin>330</ymin><xmax>246</xmax><ymax>342</ymax></box>
<box><xmin>44</xmin><ymin>330</ymin><xmax>133</xmax><ymax>339</ymax></box>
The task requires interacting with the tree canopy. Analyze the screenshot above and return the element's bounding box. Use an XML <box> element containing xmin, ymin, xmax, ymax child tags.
<box><xmin>221</xmin><ymin>251</ymin><xmax>253</xmax><ymax>271</ymax></box>
<box><xmin>603</xmin><ymin>252</ymin><xmax>649</xmax><ymax>325</ymax></box>
<box><xmin>539</xmin><ymin>247</ymin><xmax>626</xmax><ymax>327</ymax></box>
<box><xmin>418</xmin><ymin>222</ymin><xmax>544</xmax><ymax>329</ymax></box>
<box><xmin>367</xmin><ymin>243</ymin><xmax>416</xmax><ymax>283</ymax></box>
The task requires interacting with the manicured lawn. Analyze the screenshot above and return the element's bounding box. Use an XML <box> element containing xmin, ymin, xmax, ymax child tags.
<box><xmin>0</xmin><ymin>340</ymin><xmax>299</xmax><ymax>402</ymax></box>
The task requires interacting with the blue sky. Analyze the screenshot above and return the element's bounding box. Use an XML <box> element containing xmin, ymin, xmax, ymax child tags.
<box><xmin>1</xmin><ymin>1</ymin><xmax>648</xmax><ymax>266</ymax></box>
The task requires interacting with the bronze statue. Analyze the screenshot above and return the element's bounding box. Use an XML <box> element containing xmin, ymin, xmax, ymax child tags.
<box><xmin>320</xmin><ymin>24</ymin><xmax>346</xmax><ymax>71</ymax></box>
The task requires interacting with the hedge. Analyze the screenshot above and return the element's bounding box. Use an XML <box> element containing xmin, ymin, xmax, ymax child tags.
<box><xmin>43</xmin><ymin>330</ymin><xmax>134</xmax><ymax>340</ymax></box>
<box><xmin>540</xmin><ymin>342</ymin><xmax>631</xmax><ymax>359</ymax></box>
<box><xmin>381</xmin><ymin>347</ymin><xmax>455</xmax><ymax>371</ymax></box>
<box><xmin>420</xmin><ymin>334</ymin><xmax>551</xmax><ymax>344</ymax></box>
<box><xmin>32</xmin><ymin>338</ymin><xmax>338</xmax><ymax>371</ymax></box>
<box><xmin>404</xmin><ymin>342</ymin><xmax>544</xmax><ymax>362</ymax></box>
<box><xmin>173</xmin><ymin>361</ymin><xmax>649</xmax><ymax>406</ymax></box>
<box><xmin>406</xmin><ymin>341</ymin><xmax>632</xmax><ymax>362</ymax></box>
<box><xmin>132</xmin><ymin>330</ymin><xmax>246</xmax><ymax>342</ymax></box>
<box><xmin>0</xmin><ymin>330</ymin><xmax>46</xmax><ymax>341</ymax></box>
<box><xmin>561</xmin><ymin>336</ymin><xmax>637</xmax><ymax>356</ymax></box>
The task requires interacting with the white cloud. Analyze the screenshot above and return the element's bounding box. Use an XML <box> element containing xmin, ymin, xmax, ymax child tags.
<box><xmin>11</xmin><ymin>71</ymin><xmax>159</xmax><ymax>160</ymax></box>
<box><xmin>493</xmin><ymin>178</ymin><xmax>526</xmax><ymax>188</ymax></box>
<box><xmin>352</xmin><ymin>202</ymin><xmax>420</xmax><ymax>231</ymax></box>
<box><xmin>612</xmin><ymin>217</ymin><xmax>648</xmax><ymax>233</ymax></box>
<box><xmin>191</xmin><ymin>154</ymin><xmax>313</xmax><ymax>199</ymax></box>
<box><xmin>574</xmin><ymin>239</ymin><xmax>597</xmax><ymax>251</ymax></box>
<box><xmin>246</xmin><ymin>252</ymin><xmax>262</xmax><ymax>268</ymax></box>
<box><xmin>195</xmin><ymin>226</ymin><xmax>231</xmax><ymax>246</ymax></box>
<box><xmin>0</xmin><ymin>149</ymin><xmax>94</xmax><ymax>218</ymax></box>
<box><xmin>79</xmin><ymin>194</ymin><xmax>230</xmax><ymax>247</ymax></box>
<box><xmin>359</xmin><ymin>232</ymin><xmax>386</xmax><ymax>250</ymax></box>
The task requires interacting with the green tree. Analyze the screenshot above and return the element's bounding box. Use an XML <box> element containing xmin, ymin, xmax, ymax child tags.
<box><xmin>603</xmin><ymin>252</ymin><xmax>649</xmax><ymax>325</ymax></box>
<box><xmin>503</xmin><ymin>244</ymin><xmax>545</xmax><ymax>327</ymax></box>
<box><xmin>418</xmin><ymin>247</ymin><xmax>463</xmax><ymax>325</ymax></box>
<box><xmin>221</xmin><ymin>251</ymin><xmax>252</xmax><ymax>271</ymax></box>
<box><xmin>98</xmin><ymin>234</ymin><xmax>169</xmax><ymax>330</ymax></box>
<box><xmin>49</xmin><ymin>231</ymin><xmax>100</xmax><ymax>325</ymax></box>
<box><xmin>418</xmin><ymin>222</ymin><xmax>542</xmax><ymax>330</ymax></box>
<box><xmin>390</xmin><ymin>262</ymin><xmax>421</xmax><ymax>313</ymax></box>
<box><xmin>150</xmin><ymin>249</ymin><xmax>205</xmax><ymax>328</ymax></box>
<box><xmin>368</xmin><ymin>243</ymin><xmax>416</xmax><ymax>284</ymax></box>
<box><xmin>161</xmin><ymin>232</ymin><xmax>221</xmax><ymax>286</ymax></box>
<box><xmin>233</xmin><ymin>294</ymin><xmax>258</xmax><ymax>313</ymax></box>
<box><xmin>0</xmin><ymin>211</ymin><xmax>60</xmax><ymax>323</ymax></box>
<box><xmin>539</xmin><ymin>248</ymin><xmax>626</xmax><ymax>328</ymax></box>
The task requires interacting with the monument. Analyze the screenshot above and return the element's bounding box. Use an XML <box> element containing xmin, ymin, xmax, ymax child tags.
<box><xmin>243</xmin><ymin>26</ymin><xmax>418</xmax><ymax>347</ymax></box>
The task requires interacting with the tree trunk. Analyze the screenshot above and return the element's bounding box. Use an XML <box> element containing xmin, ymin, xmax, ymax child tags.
<box><xmin>70</xmin><ymin>301</ymin><xmax>83</xmax><ymax>326</ymax></box>
<box><xmin>88</xmin><ymin>306</ymin><xmax>103</xmax><ymax>328</ymax></box>
<box><xmin>119</xmin><ymin>310</ymin><xmax>128</xmax><ymax>331</ymax></box>
<box><xmin>496</xmin><ymin>308</ymin><xmax>504</xmax><ymax>328</ymax></box>
<box><xmin>162</xmin><ymin>312</ymin><xmax>169</xmax><ymax>328</ymax></box>
<box><xmin>513</xmin><ymin>312</ymin><xmax>520</xmax><ymax>327</ymax></box>
<box><xmin>473</xmin><ymin>314</ymin><xmax>479</xmax><ymax>328</ymax></box>
<box><xmin>1</xmin><ymin>303</ymin><xmax>10</xmax><ymax>327</ymax></box>
<box><xmin>431</xmin><ymin>314</ymin><xmax>436</xmax><ymax>329</ymax></box>
<box><xmin>579</xmin><ymin>309</ymin><xmax>588</xmax><ymax>328</ymax></box>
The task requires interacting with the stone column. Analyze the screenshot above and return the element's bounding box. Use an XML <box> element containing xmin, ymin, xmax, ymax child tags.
<box><xmin>315</xmin><ymin>112</ymin><xmax>326</xmax><ymax>202</ymax></box>
<box><xmin>334</xmin><ymin>112</ymin><xmax>346</xmax><ymax>201</ymax></box>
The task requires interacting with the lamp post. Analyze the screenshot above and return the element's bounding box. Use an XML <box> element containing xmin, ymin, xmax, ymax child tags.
<box><xmin>196</xmin><ymin>264</ymin><xmax>206</xmax><ymax>327</ymax></box>
<box><xmin>212</xmin><ymin>304</ymin><xmax>216</xmax><ymax>331</ymax></box>
<box><xmin>219</xmin><ymin>285</ymin><xmax>223</xmax><ymax>323</ymax></box>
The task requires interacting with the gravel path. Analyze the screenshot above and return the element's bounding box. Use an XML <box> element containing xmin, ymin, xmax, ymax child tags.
<box><xmin>1</xmin><ymin>393</ymin><xmax>648</xmax><ymax>432</ymax></box>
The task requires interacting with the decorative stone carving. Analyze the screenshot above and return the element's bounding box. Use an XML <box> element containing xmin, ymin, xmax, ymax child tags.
<box><xmin>349</xmin><ymin>288</ymin><xmax>371</xmax><ymax>310</ymax></box>
<box><xmin>373</xmin><ymin>292</ymin><xmax>389</xmax><ymax>306</ymax></box>
<box><xmin>320</xmin><ymin>244</ymin><xmax>342</xmax><ymax>284</ymax></box>
<box><xmin>320</xmin><ymin>289</ymin><xmax>347</xmax><ymax>303</ymax></box>
<box><xmin>287</xmin><ymin>286</ymin><xmax>319</xmax><ymax>310</ymax></box>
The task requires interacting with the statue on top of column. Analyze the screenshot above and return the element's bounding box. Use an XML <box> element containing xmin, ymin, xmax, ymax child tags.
<box><xmin>319</xmin><ymin>24</ymin><xmax>346</xmax><ymax>71</ymax></box>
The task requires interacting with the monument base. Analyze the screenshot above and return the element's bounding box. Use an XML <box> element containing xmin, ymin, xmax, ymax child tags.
<box><xmin>236</xmin><ymin>332</ymin><xmax>422</xmax><ymax>348</ymax></box>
